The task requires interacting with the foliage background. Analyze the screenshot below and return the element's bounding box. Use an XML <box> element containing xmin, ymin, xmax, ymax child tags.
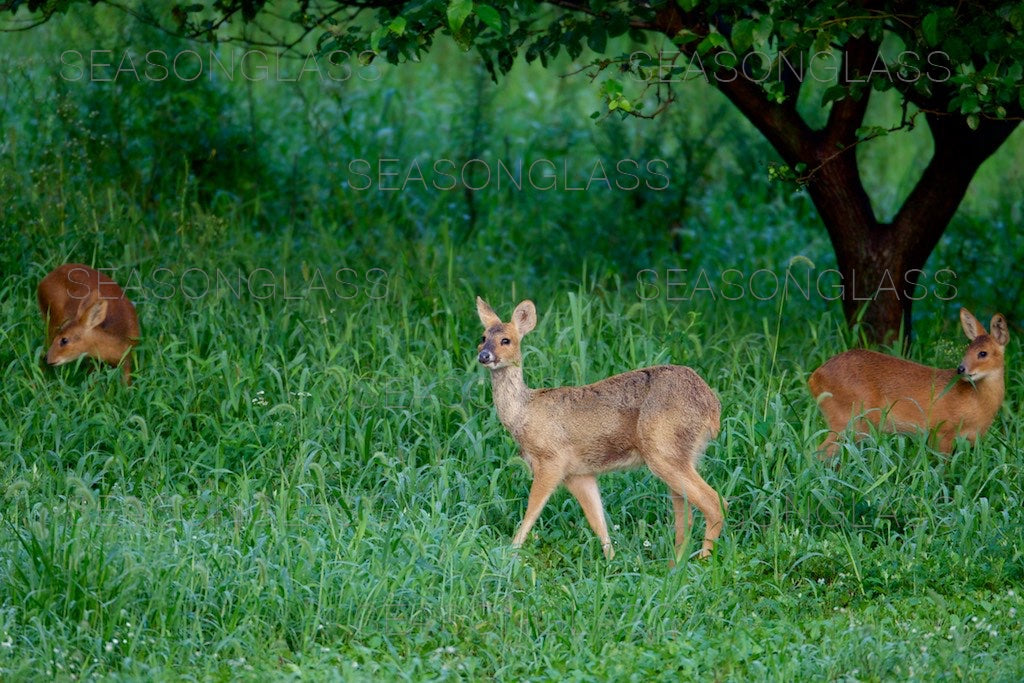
<box><xmin>0</xmin><ymin>6</ymin><xmax>1022</xmax><ymax>679</ymax></box>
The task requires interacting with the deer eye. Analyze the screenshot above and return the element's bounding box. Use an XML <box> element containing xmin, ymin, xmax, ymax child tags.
<box><xmin>60</xmin><ymin>337</ymin><xmax>69</xmax><ymax>346</ymax></box>
<box><xmin>501</xmin><ymin>338</ymin><xmax>510</xmax><ymax>345</ymax></box>
<box><xmin>480</xmin><ymin>335</ymin><xmax>486</xmax><ymax>343</ymax></box>
<box><xmin>978</xmin><ymin>350</ymin><xmax>987</xmax><ymax>358</ymax></box>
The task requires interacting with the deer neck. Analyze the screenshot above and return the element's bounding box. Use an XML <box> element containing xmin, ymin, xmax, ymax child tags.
<box><xmin>488</xmin><ymin>363</ymin><xmax>532</xmax><ymax>439</ymax></box>
<box><xmin>975</xmin><ymin>369</ymin><xmax>1006</xmax><ymax>409</ymax></box>
<box><xmin>954</xmin><ymin>369</ymin><xmax>1005</xmax><ymax>416</ymax></box>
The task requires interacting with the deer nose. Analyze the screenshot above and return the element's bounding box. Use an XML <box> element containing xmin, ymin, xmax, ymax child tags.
<box><xmin>956</xmin><ymin>364</ymin><xmax>966</xmax><ymax>374</ymax></box>
<box><xmin>478</xmin><ymin>349</ymin><xmax>494</xmax><ymax>365</ymax></box>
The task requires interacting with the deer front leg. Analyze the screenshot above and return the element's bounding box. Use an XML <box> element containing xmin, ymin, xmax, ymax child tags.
<box><xmin>564</xmin><ymin>474</ymin><xmax>613</xmax><ymax>559</ymax></box>
<box><xmin>816</xmin><ymin>431</ymin><xmax>840</xmax><ymax>459</ymax></box>
<box><xmin>511</xmin><ymin>465</ymin><xmax>563</xmax><ymax>549</ymax></box>
<box><xmin>934</xmin><ymin>425</ymin><xmax>961</xmax><ymax>454</ymax></box>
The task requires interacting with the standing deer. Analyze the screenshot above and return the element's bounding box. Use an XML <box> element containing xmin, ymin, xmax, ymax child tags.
<box><xmin>475</xmin><ymin>297</ymin><xmax>726</xmax><ymax>562</ymax></box>
<box><xmin>38</xmin><ymin>263</ymin><xmax>140</xmax><ymax>385</ymax></box>
<box><xmin>809</xmin><ymin>308</ymin><xmax>1009</xmax><ymax>456</ymax></box>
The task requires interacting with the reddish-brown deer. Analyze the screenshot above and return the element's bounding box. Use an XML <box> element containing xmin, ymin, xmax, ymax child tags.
<box><xmin>809</xmin><ymin>308</ymin><xmax>1009</xmax><ymax>456</ymax></box>
<box><xmin>476</xmin><ymin>297</ymin><xmax>726</xmax><ymax>562</ymax></box>
<box><xmin>38</xmin><ymin>263</ymin><xmax>140</xmax><ymax>385</ymax></box>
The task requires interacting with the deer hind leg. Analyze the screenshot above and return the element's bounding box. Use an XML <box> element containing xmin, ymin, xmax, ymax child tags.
<box><xmin>564</xmin><ymin>474</ymin><xmax>613</xmax><ymax>559</ymax></box>
<box><xmin>648</xmin><ymin>449</ymin><xmax>726</xmax><ymax>562</ymax></box>
<box><xmin>679</xmin><ymin>468</ymin><xmax>726</xmax><ymax>560</ymax></box>
<box><xmin>816</xmin><ymin>397</ymin><xmax>852</xmax><ymax>458</ymax></box>
<box><xmin>511</xmin><ymin>464</ymin><xmax>563</xmax><ymax>550</ymax></box>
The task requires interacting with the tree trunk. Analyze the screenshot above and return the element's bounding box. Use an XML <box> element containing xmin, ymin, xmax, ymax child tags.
<box><xmin>800</xmin><ymin>118</ymin><xmax>926</xmax><ymax>346</ymax></box>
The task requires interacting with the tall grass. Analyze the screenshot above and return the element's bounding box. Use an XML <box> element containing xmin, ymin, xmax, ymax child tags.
<box><xmin>1</xmin><ymin>7</ymin><xmax>1022</xmax><ymax>680</ymax></box>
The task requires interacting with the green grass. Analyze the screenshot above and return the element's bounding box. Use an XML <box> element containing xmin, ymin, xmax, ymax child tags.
<box><xmin>1</xmin><ymin>217</ymin><xmax>1021</xmax><ymax>680</ymax></box>
<box><xmin>1</xmin><ymin>9</ymin><xmax>1023</xmax><ymax>681</ymax></box>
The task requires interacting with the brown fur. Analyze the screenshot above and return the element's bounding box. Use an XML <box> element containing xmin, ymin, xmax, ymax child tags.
<box><xmin>476</xmin><ymin>296</ymin><xmax>726</xmax><ymax>562</ymax></box>
<box><xmin>37</xmin><ymin>263</ymin><xmax>140</xmax><ymax>385</ymax></box>
<box><xmin>809</xmin><ymin>308</ymin><xmax>1009</xmax><ymax>456</ymax></box>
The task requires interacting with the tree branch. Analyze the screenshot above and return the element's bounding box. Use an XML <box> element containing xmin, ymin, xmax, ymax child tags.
<box><xmin>892</xmin><ymin>114</ymin><xmax>1019</xmax><ymax>265</ymax></box>
<box><xmin>822</xmin><ymin>34</ymin><xmax>877</xmax><ymax>149</ymax></box>
<box><xmin>714</xmin><ymin>76</ymin><xmax>817</xmax><ymax>166</ymax></box>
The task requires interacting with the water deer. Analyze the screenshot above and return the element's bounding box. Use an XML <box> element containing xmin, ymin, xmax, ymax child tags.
<box><xmin>38</xmin><ymin>263</ymin><xmax>141</xmax><ymax>385</ymax></box>
<box><xmin>476</xmin><ymin>297</ymin><xmax>726</xmax><ymax>562</ymax></box>
<box><xmin>809</xmin><ymin>308</ymin><xmax>1009</xmax><ymax>456</ymax></box>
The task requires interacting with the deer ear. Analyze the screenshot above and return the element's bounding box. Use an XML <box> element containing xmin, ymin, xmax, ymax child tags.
<box><xmin>476</xmin><ymin>296</ymin><xmax>500</xmax><ymax>327</ymax></box>
<box><xmin>960</xmin><ymin>308</ymin><xmax>985</xmax><ymax>340</ymax></box>
<box><xmin>73</xmin><ymin>286</ymin><xmax>100</xmax><ymax>318</ymax></box>
<box><xmin>990</xmin><ymin>314</ymin><xmax>1010</xmax><ymax>346</ymax></box>
<box><xmin>82</xmin><ymin>299</ymin><xmax>108</xmax><ymax>330</ymax></box>
<box><xmin>512</xmin><ymin>300</ymin><xmax>537</xmax><ymax>336</ymax></box>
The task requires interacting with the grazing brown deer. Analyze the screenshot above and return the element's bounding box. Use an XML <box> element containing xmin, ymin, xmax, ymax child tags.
<box><xmin>476</xmin><ymin>296</ymin><xmax>726</xmax><ymax>562</ymax></box>
<box><xmin>38</xmin><ymin>263</ymin><xmax>140</xmax><ymax>385</ymax></box>
<box><xmin>809</xmin><ymin>308</ymin><xmax>1009</xmax><ymax>456</ymax></box>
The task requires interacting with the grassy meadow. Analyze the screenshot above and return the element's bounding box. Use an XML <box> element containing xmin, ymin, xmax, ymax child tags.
<box><xmin>1</xmin><ymin>9</ymin><xmax>1023</xmax><ymax>681</ymax></box>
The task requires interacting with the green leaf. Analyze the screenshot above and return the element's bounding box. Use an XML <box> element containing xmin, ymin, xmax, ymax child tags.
<box><xmin>447</xmin><ymin>0</ymin><xmax>474</xmax><ymax>34</ymax></box>
<box><xmin>697</xmin><ymin>31</ymin><xmax>729</xmax><ymax>55</ymax></box>
<box><xmin>764</xmin><ymin>80</ymin><xmax>786</xmax><ymax>104</ymax></box>
<box><xmin>921</xmin><ymin>10</ymin><xmax>954</xmax><ymax>47</ymax></box>
<box><xmin>601</xmin><ymin>78</ymin><xmax>623</xmax><ymax>96</ymax></box>
<box><xmin>778</xmin><ymin>20</ymin><xmax>800</xmax><ymax>41</ymax></box>
<box><xmin>606</xmin><ymin>12</ymin><xmax>630</xmax><ymax>37</ymax></box>
<box><xmin>731</xmin><ymin>19</ymin><xmax>755</xmax><ymax>53</ymax></box>
<box><xmin>966</xmin><ymin>113</ymin><xmax>979</xmax><ymax>130</ymax></box>
<box><xmin>821</xmin><ymin>85</ymin><xmax>848</xmax><ymax>106</ymax></box>
<box><xmin>813</xmin><ymin>30</ymin><xmax>832</xmax><ymax>54</ymax></box>
<box><xmin>1010</xmin><ymin>5</ymin><xmax>1024</xmax><ymax>31</ymax></box>
<box><xmin>716</xmin><ymin>51</ymin><xmax>738</xmax><ymax>69</ymax></box>
<box><xmin>922</xmin><ymin>12</ymin><xmax>940</xmax><ymax>47</ymax></box>
<box><xmin>959</xmin><ymin>93</ymin><xmax>980</xmax><ymax>114</ymax></box>
<box><xmin>388</xmin><ymin>16</ymin><xmax>406</xmax><ymax>36</ymax></box>
<box><xmin>370</xmin><ymin>25</ymin><xmax>387</xmax><ymax>52</ymax></box>
<box><xmin>672</xmin><ymin>29</ymin><xmax>701</xmax><ymax>47</ymax></box>
<box><xmin>587</xmin><ymin>24</ymin><xmax>607</xmax><ymax>53</ymax></box>
<box><xmin>677</xmin><ymin>0</ymin><xmax>699</xmax><ymax>11</ymax></box>
<box><xmin>753</xmin><ymin>16</ymin><xmax>773</xmax><ymax>45</ymax></box>
<box><xmin>474</xmin><ymin>4</ymin><xmax>501</xmax><ymax>32</ymax></box>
